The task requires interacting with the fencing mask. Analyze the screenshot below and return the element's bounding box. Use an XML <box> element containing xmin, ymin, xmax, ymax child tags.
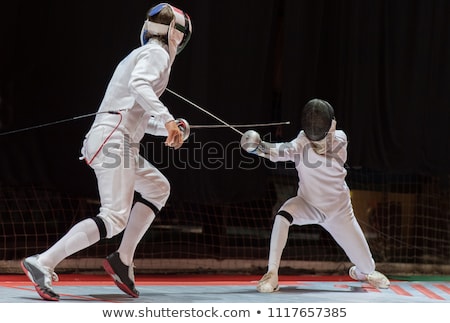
<box><xmin>301</xmin><ymin>99</ymin><xmax>335</xmax><ymax>141</ymax></box>
<box><xmin>140</xmin><ymin>3</ymin><xmax>192</xmax><ymax>56</ymax></box>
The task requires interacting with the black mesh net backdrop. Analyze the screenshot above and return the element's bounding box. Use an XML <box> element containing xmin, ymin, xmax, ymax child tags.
<box><xmin>1</xmin><ymin>168</ymin><xmax>449</xmax><ymax>275</ymax></box>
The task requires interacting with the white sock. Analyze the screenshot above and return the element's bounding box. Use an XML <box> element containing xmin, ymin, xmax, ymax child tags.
<box><xmin>117</xmin><ymin>202</ymin><xmax>155</xmax><ymax>266</ymax></box>
<box><xmin>267</xmin><ymin>214</ymin><xmax>290</xmax><ymax>273</ymax></box>
<box><xmin>38</xmin><ymin>218</ymin><xmax>100</xmax><ymax>269</ymax></box>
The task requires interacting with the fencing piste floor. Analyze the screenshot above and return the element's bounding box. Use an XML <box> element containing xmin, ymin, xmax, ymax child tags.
<box><xmin>0</xmin><ymin>274</ymin><xmax>449</xmax><ymax>303</ymax></box>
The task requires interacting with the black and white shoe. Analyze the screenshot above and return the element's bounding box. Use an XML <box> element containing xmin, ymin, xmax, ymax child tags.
<box><xmin>103</xmin><ymin>252</ymin><xmax>139</xmax><ymax>297</ymax></box>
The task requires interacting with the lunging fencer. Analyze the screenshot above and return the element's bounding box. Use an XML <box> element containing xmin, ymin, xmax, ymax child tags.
<box><xmin>21</xmin><ymin>3</ymin><xmax>192</xmax><ymax>301</ymax></box>
<box><xmin>241</xmin><ymin>99</ymin><xmax>390</xmax><ymax>292</ymax></box>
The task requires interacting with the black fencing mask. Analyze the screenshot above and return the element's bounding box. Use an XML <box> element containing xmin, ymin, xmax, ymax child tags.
<box><xmin>301</xmin><ymin>99</ymin><xmax>335</xmax><ymax>141</ymax></box>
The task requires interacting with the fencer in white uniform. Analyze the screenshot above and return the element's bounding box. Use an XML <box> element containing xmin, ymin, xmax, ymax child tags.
<box><xmin>21</xmin><ymin>3</ymin><xmax>192</xmax><ymax>301</ymax></box>
<box><xmin>241</xmin><ymin>98</ymin><xmax>390</xmax><ymax>292</ymax></box>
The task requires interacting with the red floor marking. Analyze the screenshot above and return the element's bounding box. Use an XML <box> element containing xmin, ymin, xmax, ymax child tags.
<box><xmin>0</xmin><ymin>274</ymin><xmax>355</xmax><ymax>286</ymax></box>
<box><xmin>390</xmin><ymin>285</ymin><xmax>413</xmax><ymax>297</ymax></box>
<box><xmin>13</xmin><ymin>286</ymin><xmax>121</xmax><ymax>303</ymax></box>
<box><xmin>361</xmin><ymin>285</ymin><xmax>381</xmax><ymax>293</ymax></box>
<box><xmin>434</xmin><ymin>284</ymin><xmax>450</xmax><ymax>294</ymax></box>
<box><xmin>334</xmin><ymin>284</ymin><xmax>350</xmax><ymax>289</ymax></box>
<box><xmin>411</xmin><ymin>284</ymin><xmax>445</xmax><ymax>300</ymax></box>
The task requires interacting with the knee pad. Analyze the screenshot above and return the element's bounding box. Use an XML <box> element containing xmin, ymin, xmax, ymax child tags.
<box><xmin>95</xmin><ymin>212</ymin><xmax>128</xmax><ymax>239</ymax></box>
<box><xmin>277</xmin><ymin>210</ymin><xmax>294</xmax><ymax>224</ymax></box>
<box><xmin>92</xmin><ymin>216</ymin><xmax>107</xmax><ymax>239</ymax></box>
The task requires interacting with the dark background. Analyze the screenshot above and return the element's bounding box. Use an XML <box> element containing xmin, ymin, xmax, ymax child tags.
<box><xmin>0</xmin><ymin>0</ymin><xmax>449</xmax><ymax>202</ymax></box>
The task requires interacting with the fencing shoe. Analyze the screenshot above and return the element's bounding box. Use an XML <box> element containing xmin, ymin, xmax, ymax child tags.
<box><xmin>257</xmin><ymin>271</ymin><xmax>280</xmax><ymax>293</ymax></box>
<box><xmin>21</xmin><ymin>255</ymin><xmax>60</xmax><ymax>301</ymax></box>
<box><xmin>349</xmin><ymin>266</ymin><xmax>390</xmax><ymax>289</ymax></box>
<box><xmin>103</xmin><ymin>252</ymin><xmax>139</xmax><ymax>297</ymax></box>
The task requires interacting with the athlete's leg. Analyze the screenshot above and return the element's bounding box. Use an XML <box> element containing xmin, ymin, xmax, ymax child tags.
<box><xmin>22</xmin><ymin>131</ymin><xmax>136</xmax><ymax>300</ymax></box>
<box><xmin>258</xmin><ymin>196</ymin><xmax>323</xmax><ymax>293</ymax></box>
<box><xmin>117</xmin><ymin>156</ymin><xmax>170</xmax><ymax>266</ymax></box>
<box><xmin>321</xmin><ymin>202</ymin><xmax>390</xmax><ymax>288</ymax></box>
<box><xmin>104</xmin><ymin>156</ymin><xmax>170</xmax><ymax>297</ymax></box>
<box><xmin>321</xmin><ymin>203</ymin><xmax>375</xmax><ymax>274</ymax></box>
<box><xmin>257</xmin><ymin>213</ymin><xmax>291</xmax><ymax>293</ymax></box>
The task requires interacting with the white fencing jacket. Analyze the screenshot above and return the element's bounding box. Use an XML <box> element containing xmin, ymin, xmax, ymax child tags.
<box><xmin>84</xmin><ymin>38</ymin><xmax>173</xmax><ymax>149</ymax></box>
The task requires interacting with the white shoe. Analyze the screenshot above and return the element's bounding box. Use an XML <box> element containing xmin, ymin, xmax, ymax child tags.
<box><xmin>349</xmin><ymin>266</ymin><xmax>390</xmax><ymax>289</ymax></box>
<box><xmin>257</xmin><ymin>271</ymin><xmax>279</xmax><ymax>293</ymax></box>
<box><xmin>367</xmin><ymin>271</ymin><xmax>390</xmax><ymax>289</ymax></box>
<box><xmin>21</xmin><ymin>255</ymin><xmax>60</xmax><ymax>301</ymax></box>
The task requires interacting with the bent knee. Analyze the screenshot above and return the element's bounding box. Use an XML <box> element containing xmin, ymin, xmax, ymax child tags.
<box><xmin>138</xmin><ymin>177</ymin><xmax>171</xmax><ymax>209</ymax></box>
<box><xmin>159</xmin><ymin>177</ymin><xmax>171</xmax><ymax>200</ymax></box>
<box><xmin>96</xmin><ymin>212</ymin><xmax>128</xmax><ymax>239</ymax></box>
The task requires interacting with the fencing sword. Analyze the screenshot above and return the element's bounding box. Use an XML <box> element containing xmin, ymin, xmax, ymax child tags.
<box><xmin>0</xmin><ymin>89</ymin><xmax>290</xmax><ymax>137</ymax></box>
<box><xmin>0</xmin><ymin>110</ymin><xmax>125</xmax><ymax>136</ymax></box>
<box><xmin>190</xmin><ymin>121</ymin><xmax>290</xmax><ymax>129</ymax></box>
